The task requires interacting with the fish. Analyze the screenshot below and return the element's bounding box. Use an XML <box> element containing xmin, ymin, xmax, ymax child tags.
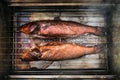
<box><xmin>21</xmin><ymin>42</ymin><xmax>101</xmax><ymax>61</ymax></box>
<box><xmin>20</xmin><ymin>20</ymin><xmax>104</xmax><ymax>38</ymax></box>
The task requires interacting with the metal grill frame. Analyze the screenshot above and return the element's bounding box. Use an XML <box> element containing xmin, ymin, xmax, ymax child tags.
<box><xmin>9</xmin><ymin>5</ymin><xmax>114</xmax><ymax>75</ymax></box>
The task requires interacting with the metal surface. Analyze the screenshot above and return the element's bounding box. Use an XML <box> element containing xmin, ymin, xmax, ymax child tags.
<box><xmin>9</xmin><ymin>75</ymin><xmax>115</xmax><ymax>79</ymax></box>
<box><xmin>7</xmin><ymin>0</ymin><xmax>114</xmax><ymax>6</ymax></box>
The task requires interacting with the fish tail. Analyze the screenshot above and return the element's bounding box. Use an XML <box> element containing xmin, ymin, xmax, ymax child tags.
<box><xmin>94</xmin><ymin>44</ymin><xmax>105</xmax><ymax>53</ymax></box>
<box><xmin>96</xmin><ymin>27</ymin><xmax>106</xmax><ymax>36</ymax></box>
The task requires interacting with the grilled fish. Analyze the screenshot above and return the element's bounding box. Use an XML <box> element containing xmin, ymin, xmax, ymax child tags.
<box><xmin>20</xmin><ymin>20</ymin><xmax>103</xmax><ymax>38</ymax></box>
<box><xmin>21</xmin><ymin>42</ymin><xmax>101</xmax><ymax>61</ymax></box>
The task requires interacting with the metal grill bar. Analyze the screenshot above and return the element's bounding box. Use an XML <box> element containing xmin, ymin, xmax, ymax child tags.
<box><xmin>9</xmin><ymin>3</ymin><xmax>114</xmax><ymax>7</ymax></box>
<box><xmin>9</xmin><ymin>75</ymin><xmax>115</xmax><ymax>79</ymax></box>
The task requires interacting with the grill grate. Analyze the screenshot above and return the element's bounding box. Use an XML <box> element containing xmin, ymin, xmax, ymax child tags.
<box><xmin>12</xmin><ymin>10</ymin><xmax>108</xmax><ymax>72</ymax></box>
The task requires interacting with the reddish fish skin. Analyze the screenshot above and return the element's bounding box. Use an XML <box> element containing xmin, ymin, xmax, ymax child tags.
<box><xmin>21</xmin><ymin>42</ymin><xmax>100</xmax><ymax>61</ymax></box>
<box><xmin>20</xmin><ymin>20</ymin><xmax>103</xmax><ymax>38</ymax></box>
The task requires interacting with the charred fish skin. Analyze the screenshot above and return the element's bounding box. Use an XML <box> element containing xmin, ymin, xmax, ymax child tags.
<box><xmin>21</xmin><ymin>42</ymin><xmax>102</xmax><ymax>61</ymax></box>
<box><xmin>20</xmin><ymin>20</ymin><xmax>104</xmax><ymax>38</ymax></box>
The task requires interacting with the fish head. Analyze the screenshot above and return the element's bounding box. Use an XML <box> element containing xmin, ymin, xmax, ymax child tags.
<box><xmin>20</xmin><ymin>22</ymin><xmax>39</xmax><ymax>34</ymax></box>
<box><xmin>21</xmin><ymin>48</ymin><xmax>41</xmax><ymax>61</ymax></box>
